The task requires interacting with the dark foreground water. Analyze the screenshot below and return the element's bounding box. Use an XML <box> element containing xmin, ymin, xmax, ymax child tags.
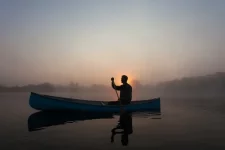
<box><xmin>0</xmin><ymin>92</ymin><xmax>225</xmax><ymax>150</ymax></box>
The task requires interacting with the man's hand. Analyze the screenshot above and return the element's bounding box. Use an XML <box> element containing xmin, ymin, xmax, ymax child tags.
<box><xmin>111</xmin><ymin>77</ymin><xmax>116</xmax><ymax>89</ymax></box>
<box><xmin>111</xmin><ymin>77</ymin><xmax>114</xmax><ymax>82</ymax></box>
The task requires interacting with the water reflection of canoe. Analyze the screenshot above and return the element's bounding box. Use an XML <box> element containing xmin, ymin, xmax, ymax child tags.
<box><xmin>28</xmin><ymin>111</ymin><xmax>114</xmax><ymax>132</ymax></box>
<box><xmin>29</xmin><ymin>92</ymin><xmax>161</xmax><ymax>113</ymax></box>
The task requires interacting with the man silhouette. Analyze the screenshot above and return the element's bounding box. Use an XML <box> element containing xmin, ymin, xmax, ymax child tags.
<box><xmin>109</xmin><ymin>75</ymin><xmax>132</xmax><ymax>105</ymax></box>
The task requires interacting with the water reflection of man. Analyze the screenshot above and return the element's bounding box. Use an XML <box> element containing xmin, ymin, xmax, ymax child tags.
<box><xmin>111</xmin><ymin>110</ymin><xmax>133</xmax><ymax>146</ymax></box>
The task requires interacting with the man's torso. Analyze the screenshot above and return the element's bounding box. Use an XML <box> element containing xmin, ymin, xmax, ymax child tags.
<box><xmin>119</xmin><ymin>83</ymin><xmax>132</xmax><ymax>104</ymax></box>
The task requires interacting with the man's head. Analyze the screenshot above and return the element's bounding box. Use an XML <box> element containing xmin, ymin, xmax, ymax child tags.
<box><xmin>121</xmin><ymin>75</ymin><xmax>128</xmax><ymax>84</ymax></box>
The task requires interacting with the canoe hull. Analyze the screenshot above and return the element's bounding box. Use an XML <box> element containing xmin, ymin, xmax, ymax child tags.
<box><xmin>29</xmin><ymin>92</ymin><xmax>161</xmax><ymax>113</ymax></box>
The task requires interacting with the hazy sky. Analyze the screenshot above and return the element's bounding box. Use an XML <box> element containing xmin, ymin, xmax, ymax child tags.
<box><xmin>1</xmin><ymin>0</ymin><xmax>225</xmax><ymax>86</ymax></box>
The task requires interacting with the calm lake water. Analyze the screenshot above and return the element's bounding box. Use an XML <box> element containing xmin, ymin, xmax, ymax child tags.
<box><xmin>0</xmin><ymin>92</ymin><xmax>225</xmax><ymax>150</ymax></box>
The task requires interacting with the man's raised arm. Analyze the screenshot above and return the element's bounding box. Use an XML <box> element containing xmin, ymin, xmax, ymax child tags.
<box><xmin>111</xmin><ymin>77</ymin><xmax>121</xmax><ymax>90</ymax></box>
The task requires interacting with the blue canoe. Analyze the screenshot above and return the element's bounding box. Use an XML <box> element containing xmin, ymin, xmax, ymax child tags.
<box><xmin>29</xmin><ymin>92</ymin><xmax>161</xmax><ymax>113</ymax></box>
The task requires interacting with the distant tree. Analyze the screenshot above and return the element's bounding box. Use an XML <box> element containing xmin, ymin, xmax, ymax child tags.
<box><xmin>69</xmin><ymin>82</ymin><xmax>79</xmax><ymax>92</ymax></box>
<box><xmin>131</xmin><ymin>80</ymin><xmax>142</xmax><ymax>89</ymax></box>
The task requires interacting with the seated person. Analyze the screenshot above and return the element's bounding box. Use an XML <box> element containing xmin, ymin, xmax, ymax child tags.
<box><xmin>109</xmin><ymin>75</ymin><xmax>132</xmax><ymax>105</ymax></box>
